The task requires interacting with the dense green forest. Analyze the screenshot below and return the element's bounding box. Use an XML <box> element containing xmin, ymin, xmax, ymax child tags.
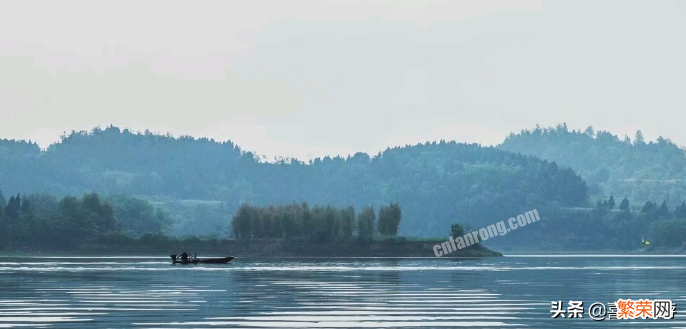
<box><xmin>0</xmin><ymin>191</ymin><xmax>169</xmax><ymax>249</ymax></box>
<box><xmin>0</xmin><ymin>189</ymin><xmax>405</xmax><ymax>250</ymax></box>
<box><xmin>2</xmin><ymin>125</ymin><xmax>685</xmax><ymax>251</ymax></box>
<box><xmin>231</xmin><ymin>203</ymin><xmax>401</xmax><ymax>241</ymax></box>
<box><xmin>0</xmin><ymin>126</ymin><xmax>588</xmax><ymax>238</ymax></box>
<box><xmin>0</xmin><ymin>190</ymin><xmax>502</xmax><ymax>256</ymax></box>
<box><xmin>499</xmin><ymin>123</ymin><xmax>686</xmax><ymax>206</ymax></box>
<box><xmin>483</xmin><ymin>195</ymin><xmax>686</xmax><ymax>251</ymax></box>
<box><xmin>2</xmin><ymin>188</ymin><xmax>684</xmax><ymax>252</ymax></box>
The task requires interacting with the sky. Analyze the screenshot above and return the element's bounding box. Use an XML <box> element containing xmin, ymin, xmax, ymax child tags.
<box><xmin>1</xmin><ymin>0</ymin><xmax>686</xmax><ymax>160</ymax></box>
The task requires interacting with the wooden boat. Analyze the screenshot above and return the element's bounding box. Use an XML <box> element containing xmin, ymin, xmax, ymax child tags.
<box><xmin>195</xmin><ymin>256</ymin><xmax>234</xmax><ymax>264</ymax></box>
<box><xmin>171</xmin><ymin>254</ymin><xmax>234</xmax><ymax>265</ymax></box>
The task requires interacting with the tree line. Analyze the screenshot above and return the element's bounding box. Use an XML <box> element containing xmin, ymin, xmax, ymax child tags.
<box><xmin>0</xmin><ymin>190</ymin><xmax>169</xmax><ymax>249</ymax></box>
<box><xmin>500</xmin><ymin>123</ymin><xmax>686</xmax><ymax>206</ymax></box>
<box><xmin>474</xmin><ymin>194</ymin><xmax>686</xmax><ymax>250</ymax></box>
<box><xmin>231</xmin><ymin>202</ymin><xmax>402</xmax><ymax>241</ymax></box>
<box><xmin>0</xmin><ymin>126</ymin><xmax>588</xmax><ymax>238</ymax></box>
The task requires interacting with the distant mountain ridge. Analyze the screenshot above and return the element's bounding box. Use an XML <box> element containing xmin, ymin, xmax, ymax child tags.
<box><xmin>0</xmin><ymin>126</ymin><xmax>588</xmax><ymax>237</ymax></box>
<box><xmin>499</xmin><ymin>123</ymin><xmax>686</xmax><ymax>206</ymax></box>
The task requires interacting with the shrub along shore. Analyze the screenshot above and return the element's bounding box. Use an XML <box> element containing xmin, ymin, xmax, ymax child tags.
<box><xmin>1</xmin><ymin>191</ymin><xmax>502</xmax><ymax>258</ymax></box>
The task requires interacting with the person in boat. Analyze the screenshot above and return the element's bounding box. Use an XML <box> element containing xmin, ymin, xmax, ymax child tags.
<box><xmin>181</xmin><ymin>252</ymin><xmax>189</xmax><ymax>262</ymax></box>
<box><xmin>170</xmin><ymin>254</ymin><xmax>177</xmax><ymax>263</ymax></box>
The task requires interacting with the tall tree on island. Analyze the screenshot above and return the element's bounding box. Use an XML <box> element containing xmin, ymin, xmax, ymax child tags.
<box><xmin>357</xmin><ymin>206</ymin><xmax>375</xmax><ymax>241</ymax></box>
<box><xmin>378</xmin><ymin>203</ymin><xmax>402</xmax><ymax>236</ymax></box>
<box><xmin>231</xmin><ymin>204</ymin><xmax>254</xmax><ymax>240</ymax></box>
<box><xmin>339</xmin><ymin>206</ymin><xmax>355</xmax><ymax>238</ymax></box>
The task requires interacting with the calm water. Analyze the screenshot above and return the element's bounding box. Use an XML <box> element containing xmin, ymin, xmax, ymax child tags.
<box><xmin>0</xmin><ymin>255</ymin><xmax>684</xmax><ymax>328</ymax></box>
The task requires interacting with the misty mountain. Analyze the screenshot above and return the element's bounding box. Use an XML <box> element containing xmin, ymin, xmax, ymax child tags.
<box><xmin>0</xmin><ymin>126</ymin><xmax>588</xmax><ymax>237</ymax></box>
<box><xmin>499</xmin><ymin>123</ymin><xmax>686</xmax><ymax>206</ymax></box>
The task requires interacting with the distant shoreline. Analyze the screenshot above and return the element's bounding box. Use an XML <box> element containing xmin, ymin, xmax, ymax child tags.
<box><xmin>493</xmin><ymin>246</ymin><xmax>686</xmax><ymax>255</ymax></box>
<box><xmin>1</xmin><ymin>238</ymin><xmax>503</xmax><ymax>258</ymax></box>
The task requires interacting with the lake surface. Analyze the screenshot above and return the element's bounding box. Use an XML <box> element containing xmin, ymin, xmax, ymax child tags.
<box><xmin>0</xmin><ymin>255</ymin><xmax>684</xmax><ymax>328</ymax></box>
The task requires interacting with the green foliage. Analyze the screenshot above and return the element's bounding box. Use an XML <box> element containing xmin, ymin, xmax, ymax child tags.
<box><xmin>0</xmin><ymin>191</ymin><xmax>170</xmax><ymax>248</ymax></box>
<box><xmin>4</xmin><ymin>195</ymin><xmax>20</xmax><ymax>220</ymax></box>
<box><xmin>106</xmin><ymin>195</ymin><xmax>171</xmax><ymax>236</ymax></box>
<box><xmin>659</xmin><ymin>201</ymin><xmax>670</xmax><ymax>219</ymax></box>
<box><xmin>339</xmin><ymin>206</ymin><xmax>355</xmax><ymax>238</ymax></box>
<box><xmin>451</xmin><ymin>223</ymin><xmax>465</xmax><ymax>238</ymax></box>
<box><xmin>500</xmin><ymin>124</ymin><xmax>686</xmax><ymax>206</ymax></box>
<box><xmin>639</xmin><ymin>200</ymin><xmax>672</xmax><ymax>220</ymax></box>
<box><xmin>377</xmin><ymin>203</ymin><xmax>401</xmax><ymax>236</ymax></box>
<box><xmin>157</xmin><ymin>200</ymin><xmax>230</xmax><ymax>237</ymax></box>
<box><xmin>5</xmin><ymin>125</ymin><xmax>686</xmax><ymax>251</ymax></box>
<box><xmin>482</xmin><ymin>198</ymin><xmax>686</xmax><ymax>251</ymax></box>
<box><xmin>0</xmin><ymin>126</ymin><xmax>588</xmax><ymax>237</ymax></box>
<box><xmin>231</xmin><ymin>203</ymin><xmax>383</xmax><ymax>241</ymax></box>
<box><xmin>674</xmin><ymin>202</ymin><xmax>686</xmax><ymax>219</ymax></box>
<box><xmin>357</xmin><ymin>206</ymin><xmax>375</xmax><ymax>241</ymax></box>
<box><xmin>619</xmin><ymin>197</ymin><xmax>630</xmax><ymax>212</ymax></box>
<box><xmin>649</xmin><ymin>219</ymin><xmax>686</xmax><ymax>248</ymax></box>
<box><xmin>231</xmin><ymin>204</ymin><xmax>255</xmax><ymax>240</ymax></box>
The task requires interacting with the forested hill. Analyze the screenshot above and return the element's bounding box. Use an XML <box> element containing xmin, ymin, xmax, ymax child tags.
<box><xmin>499</xmin><ymin>124</ymin><xmax>686</xmax><ymax>205</ymax></box>
<box><xmin>0</xmin><ymin>126</ymin><xmax>588</xmax><ymax>237</ymax></box>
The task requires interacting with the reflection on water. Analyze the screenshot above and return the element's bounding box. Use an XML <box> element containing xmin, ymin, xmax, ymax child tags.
<box><xmin>0</xmin><ymin>256</ymin><xmax>684</xmax><ymax>328</ymax></box>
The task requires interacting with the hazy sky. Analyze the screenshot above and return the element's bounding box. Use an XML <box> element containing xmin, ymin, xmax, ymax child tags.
<box><xmin>2</xmin><ymin>0</ymin><xmax>685</xmax><ymax>160</ymax></box>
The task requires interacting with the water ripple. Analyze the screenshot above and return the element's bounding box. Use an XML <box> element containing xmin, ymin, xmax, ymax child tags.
<box><xmin>0</xmin><ymin>256</ymin><xmax>684</xmax><ymax>328</ymax></box>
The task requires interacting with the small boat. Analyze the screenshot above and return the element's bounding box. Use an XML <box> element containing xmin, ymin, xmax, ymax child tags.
<box><xmin>170</xmin><ymin>254</ymin><xmax>234</xmax><ymax>265</ymax></box>
<box><xmin>196</xmin><ymin>256</ymin><xmax>235</xmax><ymax>264</ymax></box>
